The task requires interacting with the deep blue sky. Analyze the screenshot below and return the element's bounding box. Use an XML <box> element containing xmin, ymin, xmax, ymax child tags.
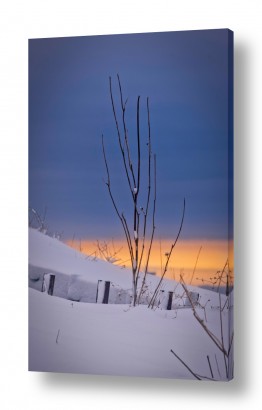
<box><xmin>29</xmin><ymin>29</ymin><xmax>233</xmax><ymax>241</ymax></box>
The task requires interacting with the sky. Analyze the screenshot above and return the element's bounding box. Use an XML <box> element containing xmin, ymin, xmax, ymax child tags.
<box><xmin>29</xmin><ymin>29</ymin><xmax>233</xmax><ymax>273</ymax></box>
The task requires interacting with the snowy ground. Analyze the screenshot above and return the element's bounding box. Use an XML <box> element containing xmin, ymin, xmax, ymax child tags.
<box><xmin>28</xmin><ymin>228</ymin><xmax>233</xmax><ymax>380</ymax></box>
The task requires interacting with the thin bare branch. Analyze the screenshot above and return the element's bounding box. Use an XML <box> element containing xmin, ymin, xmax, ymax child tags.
<box><xmin>170</xmin><ymin>349</ymin><xmax>201</xmax><ymax>380</ymax></box>
<box><xmin>159</xmin><ymin>238</ymin><xmax>163</xmax><ymax>273</ymax></box>
<box><xmin>136</xmin><ymin>96</ymin><xmax>141</xmax><ymax>195</ymax></box>
<box><xmin>101</xmin><ymin>134</ymin><xmax>134</xmax><ymax>262</ymax></box>
<box><xmin>132</xmin><ymin>95</ymin><xmax>141</xmax><ymax>296</ymax></box>
<box><xmin>215</xmin><ymin>354</ymin><xmax>222</xmax><ymax>379</ymax></box>
<box><xmin>109</xmin><ymin>76</ymin><xmax>134</xmax><ymax>196</ymax></box>
<box><xmin>189</xmin><ymin>246</ymin><xmax>202</xmax><ymax>285</ymax></box>
<box><xmin>117</xmin><ymin>74</ymin><xmax>136</xmax><ymax>188</ymax></box>
<box><xmin>137</xmin><ymin>97</ymin><xmax>152</xmax><ymax>275</ymax></box>
<box><xmin>122</xmin><ymin>212</ymin><xmax>134</xmax><ymax>263</ymax></box>
<box><xmin>217</xmin><ymin>258</ymin><xmax>228</xmax><ymax>293</ymax></box>
<box><xmin>228</xmin><ymin>331</ymin><xmax>234</xmax><ymax>355</ymax></box>
<box><xmin>148</xmin><ymin>198</ymin><xmax>185</xmax><ymax>308</ymax></box>
<box><xmin>180</xmin><ymin>277</ymin><xmax>228</xmax><ymax>356</ymax></box>
<box><xmin>137</xmin><ymin>154</ymin><xmax>156</xmax><ymax>303</ymax></box>
<box><xmin>219</xmin><ymin>292</ymin><xmax>228</xmax><ymax>377</ymax></box>
<box><xmin>207</xmin><ymin>355</ymin><xmax>214</xmax><ymax>379</ymax></box>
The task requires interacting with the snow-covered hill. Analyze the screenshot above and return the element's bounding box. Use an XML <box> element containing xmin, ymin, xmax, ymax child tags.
<box><xmin>28</xmin><ymin>228</ymin><xmax>233</xmax><ymax>380</ymax></box>
<box><xmin>29</xmin><ymin>228</ymin><xmax>214</xmax><ymax>303</ymax></box>
<box><xmin>29</xmin><ymin>227</ymin><xmax>134</xmax><ymax>287</ymax></box>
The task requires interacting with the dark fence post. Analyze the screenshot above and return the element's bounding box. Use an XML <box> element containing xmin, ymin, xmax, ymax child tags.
<box><xmin>96</xmin><ymin>280</ymin><xmax>111</xmax><ymax>304</ymax></box>
<box><xmin>159</xmin><ymin>290</ymin><xmax>173</xmax><ymax>310</ymax></box>
<box><xmin>167</xmin><ymin>291</ymin><xmax>173</xmax><ymax>310</ymax></box>
<box><xmin>41</xmin><ymin>275</ymin><xmax>45</xmax><ymax>292</ymax></box>
<box><xmin>102</xmin><ymin>281</ymin><xmax>110</xmax><ymax>304</ymax></box>
<box><xmin>48</xmin><ymin>274</ymin><xmax>56</xmax><ymax>296</ymax></box>
<box><xmin>96</xmin><ymin>280</ymin><xmax>101</xmax><ymax>303</ymax></box>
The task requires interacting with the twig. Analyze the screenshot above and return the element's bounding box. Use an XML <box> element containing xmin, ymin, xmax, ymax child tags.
<box><xmin>136</xmin><ymin>95</ymin><xmax>141</xmax><ymax>195</ymax></box>
<box><xmin>207</xmin><ymin>355</ymin><xmax>214</xmax><ymax>379</ymax></box>
<box><xmin>137</xmin><ymin>154</ymin><xmax>156</xmax><ymax>303</ymax></box>
<box><xmin>228</xmin><ymin>331</ymin><xmax>234</xmax><ymax>356</ymax></box>
<box><xmin>217</xmin><ymin>259</ymin><xmax>228</xmax><ymax>293</ymax></box>
<box><xmin>215</xmin><ymin>354</ymin><xmax>221</xmax><ymax>379</ymax></box>
<box><xmin>219</xmin><ymin>292</ymin><xmax>228</xmax><ymax>378</ymax></box>
<box><xmin>180</xmin><ymin>277</ymin><xmax>228</xmax><ymax>356</ymax></box>
<box><xmin>117</xmin><ymin>74</ymin><xmax>136</xmax><ymax>189</ymax></box>
<box><xmin>159</xmin><ymin>238</ymin><xmax>163</xmax><ymax>273</ymax></box>
<box><xmin>109</xmin><ymin>76</ymin><xmax>134</xmax><ymax>196</ymax></box>
<box><xmin>101</xmin><ymin>134</ymin><xmax>134</xmax><ymax>264</ymax></box>
<box><xmin>137</xmin><ymin>97</ymin><xmax>153</xmax><ymax>279</ymax></box>
<box><xmin>170</xmin><ymin>349</ymin><xmax>201</xmax><ymax>380</ymax></box>
<box><xmin>56</xmin><ymin>329</ymin><xmax>60</xmax><ymax>344</ymax></box>
<box><xmin>132</xmin><ymin>96</ymin><xmax>141</xmax><ymax>301</ymax></box>
<box><xmin>148</xmin><ymin>198</ymin><xmax>185</xmax><ymax>308</ymax></box>
<box><xmin>189</xmin><ymin>246</ymin><xmax>202</xmax><ymax>285</ymax></box>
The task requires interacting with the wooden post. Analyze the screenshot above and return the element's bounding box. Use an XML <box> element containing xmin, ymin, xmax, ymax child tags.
<box><xmin>96</xmin><ymin>280</ymin><xmax>111</xmax><ymax>304</ymax></box>
<box><xmin>167</xmin><ymin>291</ymin><xmax>173</xmax><ymax>310</ymax></box>
<box><xmin>103</xmin><ymin>281</ymin><xmax>110</xmax><ymax>304</ymax></box>
<box><xmin>48</xmin><ymin>274</ymin><xmax>56</xmax><ymax>296</ymax></box>
<box><xmin>95</xmin><ymin>280</ymin><xmax>101</xmax><ymax>303</ymax></box>
<box><xmin>159</xmin><ymin>290</ymin><xmax>173</xmax><ymax>310</ymax></box>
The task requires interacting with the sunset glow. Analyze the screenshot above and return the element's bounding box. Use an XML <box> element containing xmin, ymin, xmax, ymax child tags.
<box><xmin>66</xmin><ymin>238</ymin><xmax>233</xmax><ymax>287</ymax></box>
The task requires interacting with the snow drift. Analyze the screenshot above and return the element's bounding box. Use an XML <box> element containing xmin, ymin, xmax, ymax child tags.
<box><xmin>28</xmin><ymin>228</ymin><xmax>233</xmax><ymax>380</ymax></box>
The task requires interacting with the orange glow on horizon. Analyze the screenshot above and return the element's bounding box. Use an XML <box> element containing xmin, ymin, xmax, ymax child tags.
<box><xmin>66</xmin><ymin>238</ymin><xmax>234</xmax><ymax>287</ymax></box>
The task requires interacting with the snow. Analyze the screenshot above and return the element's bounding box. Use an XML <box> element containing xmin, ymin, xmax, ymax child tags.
<box><xmin>28</xmin><ymin>228</ymin><xmax>233</xmax><ymax>380</ymax></box>
<box><xmin>29</xmin><ymin>228</ymin><xmax>134</xmax><ymax>288</ymax></box>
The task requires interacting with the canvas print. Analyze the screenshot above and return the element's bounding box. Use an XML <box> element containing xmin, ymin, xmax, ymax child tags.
<box><xmin>29</xmin><ymin>29</ymin><xmax>234</xmax><ymax>381</ymax></box>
